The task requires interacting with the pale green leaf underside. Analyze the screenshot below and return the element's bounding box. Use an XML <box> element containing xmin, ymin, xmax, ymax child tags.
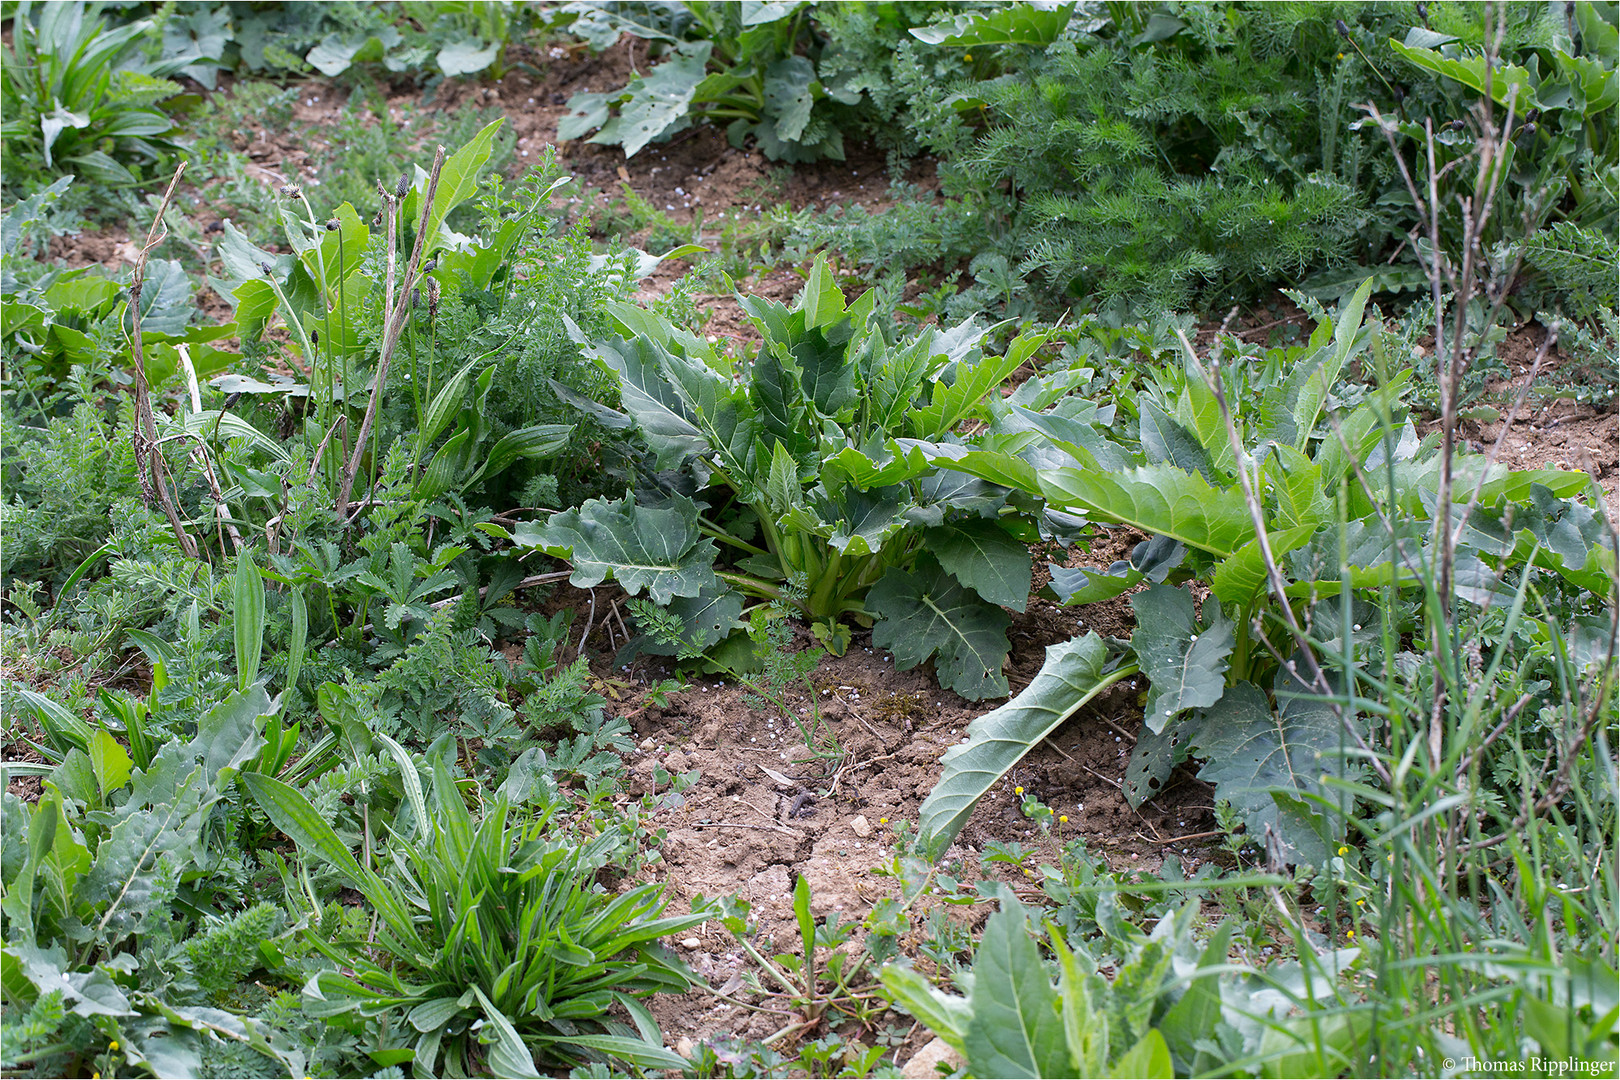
<box><xmin>917</xmin><ymin>633</ymin><xmax>1117</xmax><ymax>852</ymax></box>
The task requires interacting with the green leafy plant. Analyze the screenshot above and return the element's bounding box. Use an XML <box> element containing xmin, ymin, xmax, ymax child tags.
<box><xmin>244</xmin><ymin>751</ymin><xmax>702</xmax><ymax>1075</ymax></box>
<box><xmin>557</xmin><ymin>0</ymin><xmax>939</xmax><ymax>161</ymax></box>
<box><xmin>0</xmin><ymin>1</ymin><xmax>195</xmax><ymax>194</ymax></box>
<box><xmin>912</xmin><ymin>278</ymin><xmax>1611</xmax><ymax>859</ymax></box>
<box><xmin>513</xmin><ymin>258</ymin><xmax>1049</xmax><ymax>698</ymax></box>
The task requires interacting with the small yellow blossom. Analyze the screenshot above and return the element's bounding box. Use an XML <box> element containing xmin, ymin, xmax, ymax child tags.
<box><xmin>1346</xmin><ymin>929</ymin><xmax>1356</xmax><ymax>939</ymax></box>
<box><xmin>1337</xmin><ymin>845</ymin><xmax>1350</xmax><ymax>856</ymax></box>
<box><xmin>1015</xmin><ymin>786</ymin><xmax>1024</xmax><ymax>795</ymax></box>
<box><xmin>964</xmin><ymin>53</ymin><xmax>974</xmax><ymax>61</ymax></box>
<box><xmin>880</xmin><ymin>817</ymin><xmax>888</xmax><ymax>824</ymax></box>
<box><xmin>1356</xmin><ymin>899</ymin><xmax>1365</xmax><ymax>907</ymax></box>
<box><xmin>109</xmin><ymin>1041</ymin><xmax>119</xmax><ymax>1052</ymax></box>
<box><xmin>1059</xmin><ymin>815</ymin><xmax>1069</xmax><ymax>823</ymax></box>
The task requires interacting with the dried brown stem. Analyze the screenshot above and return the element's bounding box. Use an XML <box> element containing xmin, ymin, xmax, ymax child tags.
<box><xmin>337</xmin><ymin>147</ymin><xmax>447</xmax><ymax>519</ymax></box>
<box><xmin>130</xmin><ymin>162</ymin><xmax>198</xmax><ymax>558</ymax></box>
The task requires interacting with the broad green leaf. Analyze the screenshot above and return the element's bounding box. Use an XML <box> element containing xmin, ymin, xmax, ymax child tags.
<box><xmin>81</xmin><ymin>768</ymin><xmax>205</xmax><ymax>941</ymax></box>
<box><xmin>197</xmin><ymin>684</ymin><xmax>273</xmax><ymax>783</ymax></box>
<box><xmin>437</xmin><ymin>37</ymin><xmax>498</xmax><ymax>76</ymax></box>
<box><xmin>1131</xmin><ymin>585</ymin><xmax>1235</xmax><ymax>733</ymax></box>
<box><xmin>764</xmin><ymin>55</ymin><xmax>816</xmax><ymax>143</ymax></box>
<box><xmin>1190</xmin><ymin>673</ymin><xmax>1360</xmax><ymax>865</ymax></box>
<box><xmin>908</xmin><ymin>334</ymin><xmax>1028</xmax><ymax>440</ymax></box>
<box><xmin>233</xmin><ymin>552</ymin><xmax>265</xmax><ymax>690</ymax></box>
<box><xmin>1040</xmin><ymin>463</ymin><xmax>1252</xmax><ymax>558</ymax></box>
<box><xmin>925</xmin><ymin>446</ymin><xmax>1039</xmax><ymax>495</ymax></box>
<box><xmin>926</xmin><ymin>519</ymin><xmax>1032</xmax><ymax>612</ymax></box>
<box><xmin>1158</xmin><ymin>919</ymin><xmax>1235</xmax><ymax>1072</ymax></box>
<box><xmin>1110</xmin><ymin>1030</ymin><xmax>1173</xmax><ymax>1079</ymax></box>
<box><xmin>869</xmin><ymin>555</ymin><xmax>1011</xmax><ymax>701</ymax></box>
<box><xmin>1210</xmin><ymin>525</ymin><xmax>1318</xmax><ymax>607</ymax></box>
<box><xmin>878</xmin><ymin>964</ymin><xmax>972</xmax><ymax>1053</ymax></box>
<box><xmin>917</xmin><ymin>633</ymin><xmax>1122</xmax><ymax>851</ymax></box>
<box><xmin>421</xmin><ymin>118</ymin><xmax>503</xmax><ymax>254</ymax></box>
<box><xmin>584</xmin><ymin>333</ymin><xmax>711</xmax><ymax>469</ymax></box>
<box><xmin>1140</xmin><ymin>399</ymin><xmax>1218</xmax><ymax>483</ymax></box>
<box><xmin>558</xmin><ymin>90</ymin><xmax>613</xmax><ymax>141</ymax></box>
<box><xmin>633</xmin><ymin>582</ymin><xmax>746</xmax><ymax>657</ymax></box>
<box><xmin>1260</xmin><ymin>277</ymin><xmax>1372</xmax><ymax>451</ymax></box>
<box><xmin>598</xmin><ymin>43</ymin><xmax>711</xmax><ymax>157</ymax></box>
<box><xmin>819</xmin><ymin>485</ymin><xmax>910</xmax><ymax>558</ymax></box>
<box><xmin>522</xmin><ymin>494</ymin><xmax>719</xmax><ymax>604</ymax></box>
<box><xmin>89</xmin><ymin>729</ymin><xmax>132</xmax><ymax>798</ymax></box>
<box><xmin>820</xmin><ymin>442</ymin><xmax>931</xmax><ymax>490</ymax></box>
<box><xmin>749</xmin><ymin>341</ymin><xmax>811</xmax><ymax>464</ymax></box>
<box><xmin>1048</xmin><ymin>924</ymin><xmax>1103</xmax><ymax>1076</ymax></box>
<box><xmin>962</xmin><ymin>898</ymin><xmax>1070</xmax><ymax>1079</ymax></box>
<box><xmin>911</xmin><ymin>3</ymin><xmax>1076</xmax><ymax>46</ymax></box>
<box><xmin>1390</xmin><ymin>36</ymin><xmax>1539</xmax><ymax>110</ymax></box>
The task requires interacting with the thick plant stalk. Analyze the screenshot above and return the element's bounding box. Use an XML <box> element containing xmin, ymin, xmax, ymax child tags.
<box><xmin>1179</xmin><ymin>328</ymin><xmax>1391</xmax><ymax>789</ymax></box>
<box><xmin>336</xmin><ymin>147</ymin><xmax>446</xmax><ymax>520</ymax></box>
<box><xmin>130</xmin><ymin>162</ymin><xmax>198</xmax><ymax>558</ymax></box>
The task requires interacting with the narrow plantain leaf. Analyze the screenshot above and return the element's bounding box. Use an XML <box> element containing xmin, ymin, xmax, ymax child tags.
<box><xmin>868</xmin><ymin>555</ymin><xmax>1011</xmax><ymax>701</ymax></box>
<box><xmin>233</xmin><ymin>552</ymin><xmax>265</xmax><ymax>691</ymax></box>
<box><xmin>240</xmin><ymin>772</ymin><xmax>368</xmax><ymax>890</ymax></box>
<box><xmin>1130</xmin><ymin>585</ymin><xmax>1234</xmax><ymax>733</ymax></box>
<box><xmin>284</xmin><ymin>588</ymin><xmax>308</xmax><ymax>692</ymax></box>
<box><xmin>917</xmin><ymin>633</ymin><xmax>1119</xmax><ymax>853</ymax></box>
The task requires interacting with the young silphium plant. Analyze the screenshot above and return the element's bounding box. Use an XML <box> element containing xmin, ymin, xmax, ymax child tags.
<box><xmin>508</xmin><ymin>258</ymin><xmax>1054</xmax><ymax>699</ymax></box>
<box><xmin>912</xmin><ymin>280</ymin><xmax>1611</xmax><ymax>862</ymax></box>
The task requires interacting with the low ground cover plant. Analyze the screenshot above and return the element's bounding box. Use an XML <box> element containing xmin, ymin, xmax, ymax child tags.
<box><xmin>0</xmin><ymin>2</ymin><xmax>1615</xmax><ymax>1078</ymax></box>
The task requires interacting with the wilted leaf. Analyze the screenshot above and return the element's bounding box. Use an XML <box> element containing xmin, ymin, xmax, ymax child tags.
<box><xmin>917</xmin><ymin>633</ymin><xmax>1118</xmax><ymax>851</ymax></box>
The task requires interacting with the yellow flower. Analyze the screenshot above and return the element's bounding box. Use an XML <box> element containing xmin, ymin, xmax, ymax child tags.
<box><xmin>879</xmin><ymin>817</ymin><xmax>888</xmax><ymax>824</ymax></box>
<box><xmin>1346</xmin><ymin>929</ymin><xmax>1356</xmax><ymax>939</ymax></box>
<box><xmin>1015</xmin><ymin>786</ymin><xmax>1024</xmax><ymax>795</ymax></box>
<box><xmin>1024</xmin><ymin>868</ymin><xmax>1034</xmax><ymax>876</ymax></box>
<box><xmin>964</xmin><ymin>53</ymin><xmax>974</xmax><ymax>61</ymax></box>
<box><xmin>1337</xmin><ymin>52</ymin><xmax>1345</xmax><ymax>59</ymax></box>
<box><xmin>1337</xmin><ymin>845</ymin><xmax>1350</xmax><ymax>856</ymax></box>
<box><xmin>1356</xmin><ymin>899</ymin><xmax>1365</xmax><ymax>907</ymax></box>
<box><xmin>109</xmin><ymin>1041</ymin><xmax>119</xmax><ymax>1052</ymax></box>
<box><xmin>1059</xmin><ymin>815</ymin><xmax>1069</xmax><ymax>823</ymax></box>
